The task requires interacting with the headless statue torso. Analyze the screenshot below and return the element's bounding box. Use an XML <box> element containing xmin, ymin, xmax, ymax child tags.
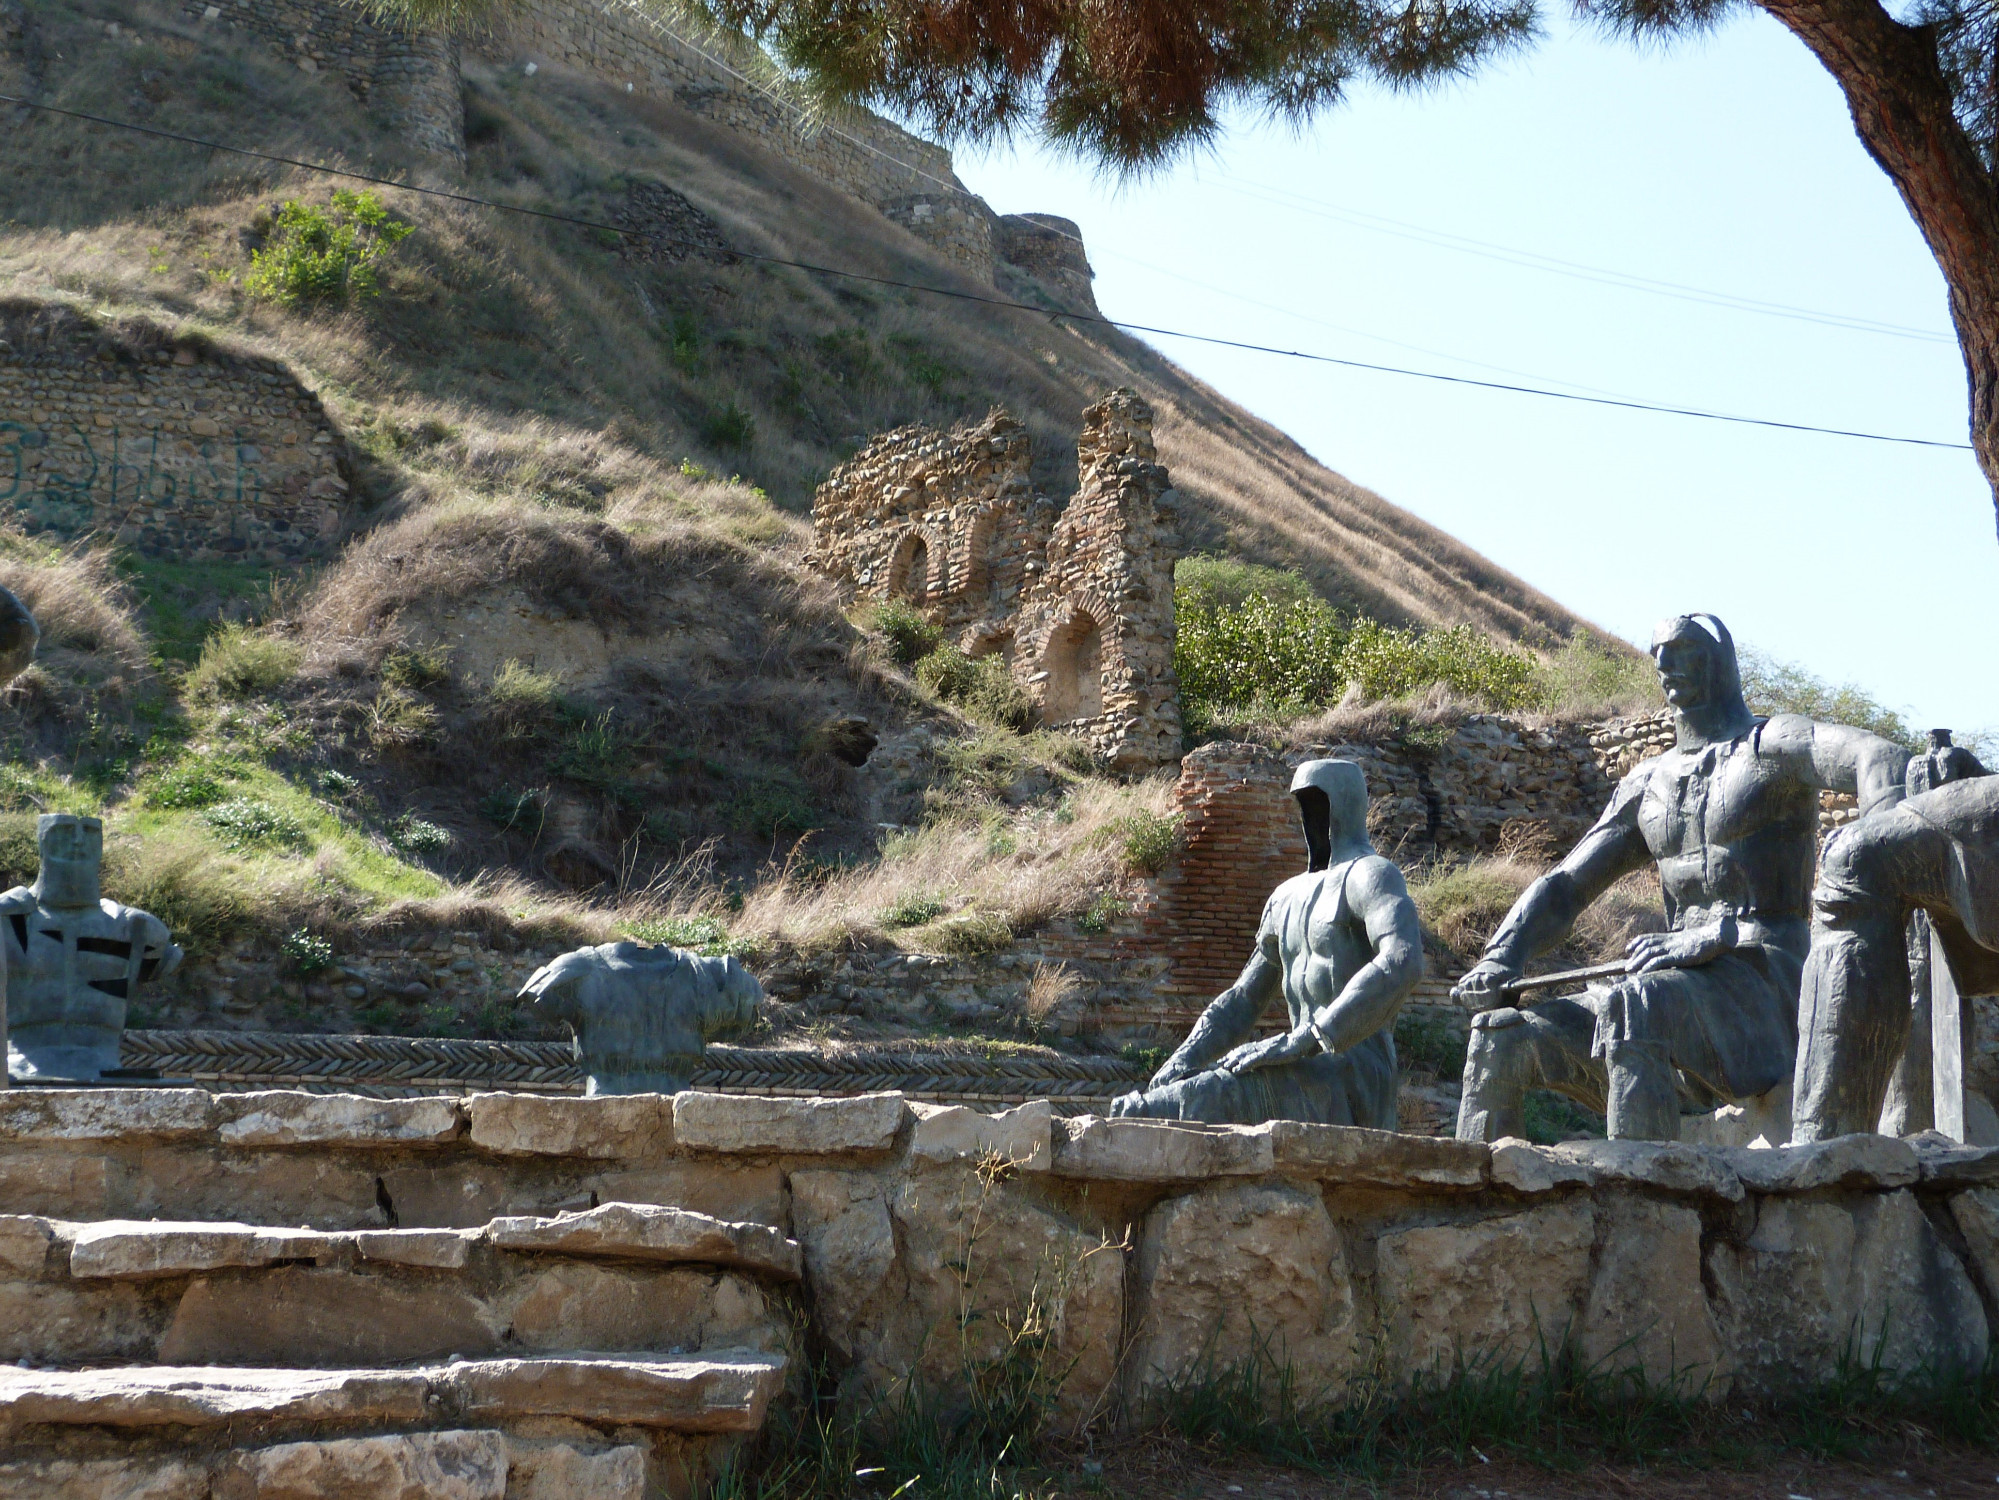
<box><xmin>1262</xmin><ymin>859</ymin><xmax>1386</xmax><ymax>1030</ymax></box>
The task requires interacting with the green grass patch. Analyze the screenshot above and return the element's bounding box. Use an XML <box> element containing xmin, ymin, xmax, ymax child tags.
<box><xmin>185</xmin><ymin>624</ymin><xmax>302</xmax><ymax>700</ymax></box>
<box><xmin>620</xmin><ymin>913</ymin><xmax>751</xmax><ymax>957</ymax></box>
<box><xmin>119</xmin><ymin>558</ymin><xmax>278</xmax><ymax>666</ymax></box>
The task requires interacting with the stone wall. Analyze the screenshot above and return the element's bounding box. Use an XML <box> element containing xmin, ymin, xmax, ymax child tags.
<box><xmin>184</xmin><ymin>0</ymin><xmax>465</xmax><ymax>160</ymax></box>
<box><xmin>0</xmin><ymin>1088</ymin><xmax>1993</xmax><ymax>1499</ymax></box>
<box><xmin>810</xmin><ymin>391</ymin><xmax>1181</xmax><ymax>769</ymax></box>
<box><xmin>0</xmin><ymin>308</ymin><xmax>352</xmax><ymax>564</ymax></box>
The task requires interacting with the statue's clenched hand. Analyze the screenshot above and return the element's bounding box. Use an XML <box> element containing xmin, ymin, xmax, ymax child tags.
<box><xmin>1451</xmin><ymin>958</ymin><xmax>1519</xmax><ymax>1008</ymax></box>
<box><xmin>1626</xmin><ymin>920</ymin><xmax>1734</xmax><ymax>974</ymax></box>
<box><xmin>1218</xmin><ymin>1027</ymin><xmax>1317</xmax><ymax>1074</ymax></box>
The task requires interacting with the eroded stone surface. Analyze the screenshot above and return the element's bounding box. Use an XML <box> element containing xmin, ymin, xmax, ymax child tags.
<box><xmin>673</xmin><ymin>1092</ymin><xmax>904</xmax><ymax>1155</ymax></box>
<box><xmin>0</xmin><ymin>1089</ymin><xmax>213</xmax><ymax>1142</ymax></box>
<box><xmin>1488</xmin><ymin>1138</ymin><xmax>1594</xmax><ymax>1194</ymax></box>
<box><xmin>1268</xmin><ymin>1122</ymin><xmax>1486</xmax><ymax>1189</ymax></box>
<box><xmin>506</xmin><ymin>1262</ymin><xmax>786</xmax><ymax>1353</ymax></box>
<box><xmin>0</xmin><ymin>1214</ymin><xmax>55</xmax><ymax>1277</ymax></box>
<box><xmin>0</xmin><ymin>1456</ymin><xmax>209</xmax><ymax>1499</ymax></box>
<box><xmin>1052</xmin><ymin>1117</ymin><xmax>1273</xmax><ymax>1181</ymax></box>
<box><xmin>158</xmin><ymin>1268</ymin><xmax>504</xmax><ymax>1366</ymax></box>
<box><xmin>445</xmin><ymin>1351</ymin><xmax>788</xmax><ymax>1431</ymax></box>
<box><xmin>1910</xmin><ymin>1131</ymin><xmax>1999</xmax><ymax>1187</ymax></box>
<box><xmin>487</xmin><ymin>1202</ymin><xmax>801</xmax><ymax>1278</ymax></box>
<box><xmin>68</xmin><ymin>1221</ymin><xmax>338</xmax><ymax>1280</ymax></box>
<box><xmin>466</xmin><ymin>1093</ymin><xmax>672</xmax><ymax>1159</ymax></box>
<box><xmin>1723</xmin><ymin>1134</ymin><xmax>1918</xmax><ymax>1194</ymax></box>
<box><xmin>909</xmin><ymin>1099</ymin><xmax>1052</xmax><ymax>1170</ymax></box>
<box><xmin>789</xmin><ymin>1169</ymin><xmax>898</xmax><ymax>1362</ymax></box>
<box><xmin>1126</xmin><ymin>1180</ymin><xmax>1356</xmax><ymax>1408</ymax></box>
<box><xmin>216</xmin><ymin>1092</ymin><xmax>463</xmax><ymax>1148</ymax></box>
<box><xmin>213</xmin><ymin>1430</ymin><xmax>507</xmax><ymax>1500</ymax></box>
<box><xmin>354</xmin><ymin>1228</ymin><xmax>477</xmax><ymax>1269</ymax></box>
<box><xmin>0</xmin><ymin>1280</ymin><xmax>165</xmax><ymax>1365</ymax></box>
<box><xmin>1581</xmin><ymin>1193</ymin><xmax>1725</xmax><ymax>1391</ymax></box>
<box><xmin>0</xmin><ymin>1364</ymin><xmax>432</xmax><ymax>1429</ymax></box>
<box><xmin>1945</xmin><ymin>1187</ymin><xmax>1999</xmax><ymax>1302</ymax></box>
<box><xmin>505</xmin><ymin>1438</ymin><xmax>646</xmax><ymax>1500</ymax></box>
<box><xmin>1709</xmin><ymin>1189</ymin><xmax>1989</xmax><ymax>1390</ymax></box>
<box><xmin>1375</xmin><ymin>1199</ymin><xmax>1595</xmax><ymax>1375</ymax></box>
<box><xmin>1549</xmin><ymin>1139</ymin><xmax>1743</xmax><ymax>1201</ymax></box>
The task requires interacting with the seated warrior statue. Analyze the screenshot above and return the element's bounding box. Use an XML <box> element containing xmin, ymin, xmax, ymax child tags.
<box><xmin>1111</xmin><ymin>759</ymin><xmax>1423</xmax><ymax>1128</ymax></box>
<box><xmin>1454</xmin><ymin>614</ymin><xmax>1907</xmax><ymax>1142</ymax></box>
<box><xmin>5</xmin><ymin>814</ymin><xmax>183</xmax><ymax>1084</ymax></box>
<box><xmin>1793</xmin><ymin>741</ymin><xmax>1999</xmax><ymax>1140</ymax></box>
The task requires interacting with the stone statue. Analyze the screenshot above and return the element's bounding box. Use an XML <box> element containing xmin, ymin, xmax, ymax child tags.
<box><xmin>5</xmin><ymin>814</ymin><xmax>183</xmax><ymax>1084</ymax></box>
<box><xmin>1453</xmin><ymin>614</ymin><xmax>1907</xmax><ymax>1142</ymax></box>
<box><xmin>518</xmin><ymin>941</ymin><xmax>763</xmax><ymax>1095</ymax></box>
<box><xmin>1793</xmin><ymin>745</ymin><xmax>1999</xmax><ymax>1141</ymax></box>
<box><xmin>1110</xmin><ymin>759</ymin><xmax>1424</xmax><ymax>1128</ymax></box>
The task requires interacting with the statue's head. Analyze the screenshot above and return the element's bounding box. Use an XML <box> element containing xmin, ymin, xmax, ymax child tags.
<box><xmin>1290</xmin><ymin>758</ymin><xmax>1372</xmax><ymax>873</ymax></box>
<box><xmin>32</xmin><ymin>814</ymin><xmax>102</xmax><ymax>909</ymax></box>
<box><xmin>1651</xmin><ymin>614</ymin><xmax>1754</xmax><ymax>745</ymax></box>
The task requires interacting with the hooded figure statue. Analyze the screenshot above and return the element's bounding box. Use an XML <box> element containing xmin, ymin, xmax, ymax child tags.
<box><xmin>1111</xmin><ymin>758</ymin><xmax>1424</xmax><ymax>1128</ymax></box>
<box><xmin>1452</xmin><ymin>613</ymin><xmax>1908</xmax><ymax>1143</ymax></box>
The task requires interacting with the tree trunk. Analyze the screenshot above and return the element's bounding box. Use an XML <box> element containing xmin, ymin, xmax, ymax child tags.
<box><xmin>1757</xmin><ymin>0</ymin><xmax>1999</xmax><ymax>538</ymax></box>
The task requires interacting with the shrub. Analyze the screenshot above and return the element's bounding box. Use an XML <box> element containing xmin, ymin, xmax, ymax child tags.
<box><xmin>389</xmin><ymin>813</ymin><xmax>452</xmax><ymax>856</ymax></box>
<box><xmin>1406</xmin><ymin>857</ymin><xmax>1537</xmax><ymax>957</ymax></box>
<box><xmin>1076</xmin><ymin>890</ymin><xmax>1128</xmax><ymax>934</ymax></box>
<box><xmin>202</xmin><ymin>798</ymin><xmax>310</xmax><ymax>853</ymax></box>
<box><xmin>367</xmin><ymin>687</ymin><xmax>440</xmax><ymax>751</ymax></box>
<box><xmin>624</xmin><ymin>913</ymin><xmax>742</xmax><ymax>956</ymax></box>
<box><xmin>484</xmin><ymin>660</ymin><xmax>567</xmax><ymax>735</ymax></box>
<box><xmin>1338</xmin><ymin>620</ymin><xmax>1535</xmax><ymax>707</ymax></box>
<box><xmin>724</xmin><ymin>776</ymin><xmax>816</xmax><ymax>835</ymax></box>
<box><xmin>701</xmin><ymin>403</ymin><xmax>757</xmax><ymax>449</ymax></box>
<box><xmin>1110</xmin><ymin>809</ymin><xmax>1181</xmax><ymax>875</ymax></box>
<box><xmin>479</xmin><ymin>785</ymin><xmax>546</xmax><ymax>831</ymax></box>
<box><xmin>917</xmin><ymin>647</ymin><xmax>1035</xmax><ymax>732</ymax></box>
<box><xmin>380</xmin><ymin>644</ymin><xmax>452</xmax><ymax>692</ymax></box>
<box><xmin>868</xmin><ymin>599</ymin><xmax>943</xmax><ymax>667</ymax></box>
<box><xmin>1528</xmin><ymin>629</ymin><xmax>1659</xmax><ymax>718</ymax></box>
<box><xmin>1174</xmin><ymin>554</ymin><xmax>1319</xmax><ymax>614</ymax></box>
<box><xmin>281</xmin><ymin>928</ymin><xmax>335</xmax><ymax>975</ymax></box>
<box><xmin>882</xmin><ymin>891</ymin><xmax>948</xmax><ymax>928</ymax></box>
<box><xmin>924</xmin><ymin>909</ymin><xmax>1013</xmax><ymax>956</ymax></box>
<box><xmin>185</xmin><ymin>624</ymin><xmax>302</xmax><ymax>700</ymax></box>
<box><xmin>245</xmin><ymin>189</ymin><xmax>414</xmax><ymax>304</ymax></box>
<box><xmin>146</xmin><ymin>763</ymin><xmax>226</xmax><ymax>810</ymax></box>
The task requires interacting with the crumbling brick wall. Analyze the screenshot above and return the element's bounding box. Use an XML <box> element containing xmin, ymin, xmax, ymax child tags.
<box><xmin>810</xmin><ymin>391</ymin><xmax>1181</xmax><ymax>769</ymax></box>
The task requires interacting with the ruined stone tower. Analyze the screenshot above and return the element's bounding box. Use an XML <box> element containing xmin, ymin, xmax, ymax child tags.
<box><xmin>810</xmin><ymin>390</ymin><xmax>1181</xmax><ymax>769</ymax></box>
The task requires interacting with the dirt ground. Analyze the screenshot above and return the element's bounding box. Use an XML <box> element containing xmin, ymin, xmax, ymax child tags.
<box><xmin>1061</xmin><ymin>1439</ymin><xmax>1999</xmax><ymax>1499</ymax></box>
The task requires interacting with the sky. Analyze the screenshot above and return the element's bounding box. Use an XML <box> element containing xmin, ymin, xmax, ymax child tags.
<box><xmin>947</xmin><ymin>8</ymin><xmax>1995</xmax><ymax>741</ymax></box>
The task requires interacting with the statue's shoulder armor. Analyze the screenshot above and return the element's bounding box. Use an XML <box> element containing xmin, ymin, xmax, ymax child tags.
<box><xmin>1753</xmin><ymin>714</ymin><xmax>1813</xmax><ymax>757</ymax></box>
<box><xmin>0</xmin><ymin>886</ymin><xmax>35</xmax><ymax>915</ymax></box>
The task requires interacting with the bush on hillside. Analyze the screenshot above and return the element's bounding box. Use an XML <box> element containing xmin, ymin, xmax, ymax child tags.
<box><xmin>1528</xmin><ymin>629</ymin><xmax>1659</xmax><ymax>719</ymax></box>
<box><xmin>185</xmin><ymin>625</ymin><xmax>301</xmax><ymax>700</ymax></box>
<box><xmin>245</xmin><ymin>189</ymin><xmax>413</xmax><ymax>304</ymax></box>
<box><xmin>916</xmin><ymin>646</ymin><xmax>1035</xmax><ymax>732</ymax></box>
<box><xmin>868</xmin><ymin>599</ymin><xmax>943</xmax><ymax>667</ymax></box>
<box><xmin>1174</xmin><ymin>554</ymin><xmax>1319</xmax><ymax>614</ymax></box>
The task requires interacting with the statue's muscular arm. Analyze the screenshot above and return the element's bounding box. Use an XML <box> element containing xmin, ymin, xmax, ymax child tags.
<box><xmin>1454</xmin><ymin>767</ymin><xmax>1656</xmax><ymax>1005</ymax></box>
<box><xmin>1149</xmin><ymin>905</ymin><xmax>1283</xmax><ymax>1088</ymax></box>
<box><xmin>1215</xmin><ymin>855</ymin><xmax>1424</xmax><ymax>1075</ymax></box>
<box><xmin>1757</xmin><ymin>714</ymin><xmax>1908</xmax><ymax>815</ymax></box>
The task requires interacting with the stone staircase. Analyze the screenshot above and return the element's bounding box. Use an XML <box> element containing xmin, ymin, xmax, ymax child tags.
<box><xmin>0</xmin><ymin>1091</ymin><xmax>810</xmax><ymax>1499</ymax></box>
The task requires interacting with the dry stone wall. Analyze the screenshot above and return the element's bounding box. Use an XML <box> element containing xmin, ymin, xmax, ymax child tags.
<box><xmin>0</xmin><ymin>309</ymin><xmax>351</xmax><ymax>564</ymax></box>
<box><xmin>811</xmin><ymin>391</ymin><xmax>1181</xmax><ymax>768</ymax></box>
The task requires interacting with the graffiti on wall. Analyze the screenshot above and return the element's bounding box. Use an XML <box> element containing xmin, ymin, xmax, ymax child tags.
<box><xmin>0</xmin><ymin>422</ymin><xmax>273</xmax><ymax>538</ymax></box>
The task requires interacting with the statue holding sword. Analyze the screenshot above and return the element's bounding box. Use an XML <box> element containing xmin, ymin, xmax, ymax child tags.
<box><xmin>1453</xmin><ymin>614</ymin><xmax>1908</xmax><ymax>1142</ymax></box>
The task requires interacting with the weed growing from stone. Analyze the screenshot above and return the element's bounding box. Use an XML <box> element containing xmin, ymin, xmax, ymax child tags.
<box><xmin>280</xmin><ymin>928</ymin><xmax>335</xmax><ymax>974</ymax></box>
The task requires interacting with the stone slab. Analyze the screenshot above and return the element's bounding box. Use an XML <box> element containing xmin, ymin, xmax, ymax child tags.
<box><xmin>504</xmin><ymin>1439</ymin><xmax>646</xmax><ymax>1500</ymax></box>
<box><xmin>1268</xmin><ymin>1121</ymin><xmax>1488</xmax><ymax>1189</ymax></box>
<box><xmin>215</xmin><ymin>1092</ymin><xmax>464</xmax><ymax>1148</ymax></box>
<box><xmin>0</xmin><ymin>1215</ymin><xmax>56</xmax><ymax>1278</ymax></box>
<box><xmin>0</xmin><ymin>1364</ymin><xmax>431</xmax><ymax>1429</ymax></box>
<box><xmin>1723</xmin><ymin>1134</ymin><xmax>1919</xmax><ymax>1194</ymax></box>
<box><xmin>0</xmin><ymin>1456</ymin><xmax>210</xmax><ymax>1499</ymax></box>
<box><xmin>466</xmin><ymin>1092</ymin><xmax>673</xmax><ymax>1160</ymax></box>
<box><xmin>1549</xmin><ymin>1138</ymin><xmax>1744</xmax><ymax>1201</ymax></box>
<box><xmin>0</xmin><ymin>1089</ymin><xmax>214</xmax><ymax>1142</ymax></box>
<box><xmin>908</xmin><ymin>1099</ymin><xmax>1051</xmax><ymax>1170</ymax></box>
<box><xmin>1909</xmin><ymin>1131</ymin><xmax>1999</xmax><ymax>1187</ymax></box>
<box><xmin>487</xmin><ymin>1202</ymin><xmax>802</xmax><ymax>1278</ymax></box>
<box><xmin>1051</xmin><ymin>1116</ymin><xmax>1274</xmax><ymax>1181</ymax></box>
<box><xmin>158</xmin><ymin>1267</ymin><xmax>502</xmax><ymax>1366</ymax></box>
<box><xmin>1949</xmin><ymin>1187</ymin><xmax>1999</xmax><ymax>1300</ymax></box>
<box><xmin>68</xmin><ymin>1221</ymin><xmax>340</xmax><ymax>1280</ymax></box>
<box><xmin>1489</xmin><ymin>1138</ymin><xmax>1595</xmax><ymax>1194</ymax></box>
<box><xmin>354</xmin><ymin>1228</ymin><xmax>477</xmax><ymax>1269</ymax></box>
<box><xmin>445</xmin><ymin>1350</ymin><xmax>788</xmax><ymax>1431</ymax></box>
<box><xmin>215</xmin><ymin>1430</ymin><xmax>507</xmax><ymax>1500</ymax></box>
<box><xmin>673</xmin><ymin>1092</ymin><xmax>904</xmax><ymax>1155</ymax></box>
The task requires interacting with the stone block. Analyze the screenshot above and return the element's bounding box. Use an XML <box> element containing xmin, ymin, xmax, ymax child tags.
<box><xmin>1723</xmin><ymin>1134</ymin><xmax>1918</xmax><ymax>1194</ymax></box>
<box><xmin>1581</xmin><ymin>1193</ymin><xmax>1725</xmax><ymax>1392</ymax></box>
<box><xmin>0</xmin><ymin>1457</ymin><xmax>209</xmax><ymax>1499</ymax></box>
<box><xmin>1909</xmin><ymin>1131</ymin><xmax>1999</xmax><ymax>1187</ymax></box>
<box><xmin>1126</xmin><ymin>1180</ymin><xmax>1357</xmax><ymax>1409</ymax></box>
<box><xmin>129</xmin><ymin>1147</ymin><xmax>380</xmax><ymax>1232</ymax></box>
<box><xmin>505</xmin><ymin>1439</ymin><xmax>646</xmax><ymax>1500</ymax></box>
<box><xmin>487</xmin><ymin>1202</ymin><xmax>801</xmax><ymax>1278</ymax></box>
<box><xmin>0</xmin><ymin>1089</ymin><xmax>213</xmax><ymax>1141</ymax></box>
<box><xmin>215</xmin><ymin>1091</ymin><xmax>464</xmax><ymax>1148</ymax></box>
<box><xmin>214</xmin><ymin>1429</ymin><xmax>508</xmax><ymax>1500</ymax></box>
<box><xmin>1375</xmin><ymin>1200</ymin><xmax>1595</xmax><ymax>1375</ymax></box>
<box><xmin>507</xmin><ymin>1262</ymin><xmax>785</xmax><ymax>1353</ymax></box>
<box><xmin>673</xmin><ymin>1091</ymin><xmax>905</xmax><ymax>1155</ymax></box>
<box><xmin>789</xmin><ymin>1169</ymin><xmax>897</xmax><ymax>1362</ymax></box>
<box><xmin>0</xmin><ymin>1280</ymin><xmax>164</xmax><ymax>1365</ymax></box>
<box><xmin>0</xmin><ymin>1151</ymin><xmax>110</xmax><ymax>1219</ymax></box>
<box><xmin>68</xmin><ymin>1221</ymin><xmax>339</xmax><ymax>1280</ymax></box>
<box><xmin>0</xmin><ymin>1215</ymin><xmax>55</xmax><ymax>1277</ymax></box>
<box><xmin>1051</xmin><ymin>1116</ymin><xmax>1273</xmax><ymax>1181</ymax></box>
<box><xmin>1708</xmin><ymin>1189</ymin><xmax>1989</xmax><ymax>1391</ymax></box>
<box><xmin>1548</xmin><ymin>1139</ymin><xmax>1743</xmax><ymax>1201</ymax></box>
<box><xmin>445</xmin><ymin>1352</ymin><xmax>788</xmax><ymax>1431</ymax></box>
<box><xmin>466</xmin><ymin>1092</ymin><xmax>672</xmax><ymax>1159</ymax></box>
<box><xmin>1488</xmin><ymin>1138</ymin><xmax>1594</xmax><ymax>1194</ymax></box>
<box><xmin>354</xmin><ymin>1228</ymin><xmax>477</xmax><ymax>1269</ymax></box>
<box><xmin>158</xmin><ymin>1267</ymin><xmax>504</xmax><ymax>1366</ymax></box>
<box><xmin>0</xmin><ymin>1364</ymin><xmax>432</xmax><ymax>1429</ymax></box>
<box><xmin>1268</xmin><ymin>1121</ymin><xmax>1488</xmax><ymax>1189</ymax></box>
<box><xmin>1946</xmin><ymin>1187</ymin><xmax>1999</xmax><ymax>1300</ymax></box>
<box><xmin>908</xmin><ymin>1099</ymin><xmax>1051</xmax><ymax>1170</ymax></box>
<box><xmin>586</xmin><ymin>1161</ymin><xmax>789</xmax><ymax>1228</ymax></box>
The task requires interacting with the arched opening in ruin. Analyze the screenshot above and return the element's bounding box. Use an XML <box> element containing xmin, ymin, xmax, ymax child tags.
<box><xmin>889</xmin><ymin>533</ymin><xmax>931</xmax><ymax>602</ymax></box>
<box><xmin>1040</xmin><ymin>614</ymin><xmax>1103</xmax><ymax>723</ymax></box>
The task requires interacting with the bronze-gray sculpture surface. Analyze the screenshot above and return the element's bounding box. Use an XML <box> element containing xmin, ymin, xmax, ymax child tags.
<box><xmin>1793</xmin><ymin>748</ymin><xmax>1999</xmax><ymax>1141</ymax></box>
<box><xmin>1110</xmin><ymin>758</ymin><xmax>1423</xmax><ymax>1127</ymax></box>
<box><xmin>518</xmin><ymin>941</ymin><xmax>763</xmax><ymax>1095</ymax></box>
<box><xmin>4</xmin><ymin>814</ymin><xmax>183</xmax><ymax>1084</ymax></box>
<box><xmin>1453</xmin><ymin>614</ymin><xmax>1908</xmax><ymax>1142</ymax></box>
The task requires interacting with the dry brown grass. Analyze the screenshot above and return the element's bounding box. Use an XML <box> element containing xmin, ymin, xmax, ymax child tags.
<box><xmin>0</xmin><ymin>534</ymin><xmax>151</xmax><ymax>683</ymax></box>
<box><xmin>1408</xmin><ymin>853</ymin><xmax>1666</xmax><ymax>966</ymax></box>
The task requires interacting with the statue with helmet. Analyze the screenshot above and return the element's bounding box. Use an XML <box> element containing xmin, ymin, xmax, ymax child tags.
<box><xmin>1452</xmin><ymin>613</ymin><xmax>1909</xmax><ymax>1142</ymax></box>
<box><xmin>1111</xmin><ymin>758</ymin><xmax>1425</xmax><ymax>1128</ymax></box>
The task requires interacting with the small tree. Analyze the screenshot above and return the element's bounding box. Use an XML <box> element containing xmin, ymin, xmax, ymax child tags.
<box><xmin>246</xmin><ymin>188</ymin><xmax>414</xmax><ymax>304</ymax></box>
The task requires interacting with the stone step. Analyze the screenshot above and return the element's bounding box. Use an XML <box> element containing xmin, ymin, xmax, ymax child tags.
<box><xmin>0</xmin><ymin>1203</ymin><xmax>801</xmax><ymax>1371</ymax></box>
<box><xmin>0</xmin><ymin>1350</ymin><xmax>788</xmax><ymax>1434</ymax></box>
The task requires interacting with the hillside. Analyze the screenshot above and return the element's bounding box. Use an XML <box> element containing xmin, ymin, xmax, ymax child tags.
<box><xmin>0</xmin><ymin>0</ymin><xmax>1629</xmax><ymax>1048</ymax></box>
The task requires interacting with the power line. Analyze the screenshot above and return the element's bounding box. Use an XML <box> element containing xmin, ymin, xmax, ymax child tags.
<box><xmin>0</xmin><ymin>92</ymin><xmax>1972</xmax><ymax>453</ymax></box>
